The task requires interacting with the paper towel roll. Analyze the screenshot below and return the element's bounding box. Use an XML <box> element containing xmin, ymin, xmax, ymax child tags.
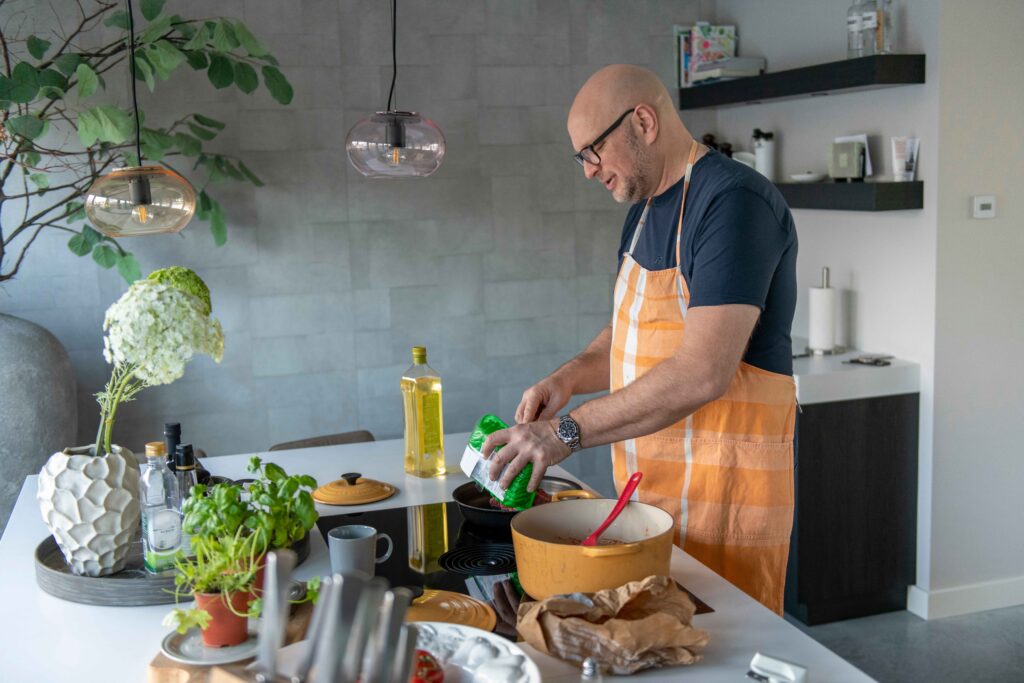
<box><xmin>808</xmin><ymin>286</ymin><xmax>837</xmax><ymax>352</ymax></box>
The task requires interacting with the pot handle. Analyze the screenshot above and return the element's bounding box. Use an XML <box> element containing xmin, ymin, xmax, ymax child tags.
<box><xmin>579</xmin><ymin>542</ymin><xmax>642</xmax><ymax>557</ymax></box>
<box><xmin>550</xmin><ymin>489</ymin><xmax>600</xmax><ymax>502</ymax></box>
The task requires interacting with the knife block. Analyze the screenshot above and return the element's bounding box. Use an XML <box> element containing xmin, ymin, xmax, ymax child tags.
<box><xmin>147</xmin><ymin>602</ymin><xmax>313</xmax><ymax>683</ymax></box>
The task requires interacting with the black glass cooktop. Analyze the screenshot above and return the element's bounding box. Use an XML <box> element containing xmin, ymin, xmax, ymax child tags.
<box><xmin>316</xmin><ymin>501</ymin><xmax>713</xmax><ymax>616</ymax></box>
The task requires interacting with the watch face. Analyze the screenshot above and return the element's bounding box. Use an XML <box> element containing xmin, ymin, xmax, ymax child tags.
<box><xmin>559</xmin><ymin>417</ymin><xmax>579</xmax><ymax>442</ymax></box>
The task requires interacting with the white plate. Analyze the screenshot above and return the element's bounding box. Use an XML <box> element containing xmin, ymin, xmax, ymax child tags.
<box><xmin>161</xmin><ymin>627</ymin><xmax>258</xmax><ymax>666</ymax></box>
<box><xmin>415</xmin><ymin>621</ymin><xmax>541</xmax><ymax>683</ymax></box>
<box><xmin>789</xmin><ymin>171</ymin><xmax>826</xmax><ymax>183</ymax></box>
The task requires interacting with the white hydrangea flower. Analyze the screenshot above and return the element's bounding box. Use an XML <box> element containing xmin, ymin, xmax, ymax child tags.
<box><xmin>103</xmin><ymin>281</ymin><xmax>224</xmax><ymax>386</ymax></box>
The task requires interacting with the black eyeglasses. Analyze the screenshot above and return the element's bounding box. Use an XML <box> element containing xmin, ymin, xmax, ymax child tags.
<box><xmin>573</xmin><ymin>108</ymin><xmax>635</xmax><ymax>167</ymax></box>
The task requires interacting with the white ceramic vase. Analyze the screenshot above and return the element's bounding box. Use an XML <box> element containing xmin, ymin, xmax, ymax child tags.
<box><xmin>37</xmin><ymin>445</ymin><xmax>141</xmax><ymax>577</ymax></box>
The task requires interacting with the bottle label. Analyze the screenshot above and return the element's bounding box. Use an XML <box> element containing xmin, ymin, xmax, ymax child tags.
<box><xmin>421</xmin><ymin>392</ymin><xmax>441</xmax><ymax>453</ymax></box>
<box><xmin>147</xmin><ymin>508</ymin><xmax>182</xmax><ymax>551</ymax></box>
<box><xmin>860</xmin><ymin>11</ymin><xmax>878</xmax><ymax>29</ymax></box>
<box><xmin>847</xmin><ymin>15</ymin><xmax>862</xmax><ymax>31</ymax></box>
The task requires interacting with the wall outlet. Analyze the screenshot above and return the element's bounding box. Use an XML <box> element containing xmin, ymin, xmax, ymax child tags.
<box><xmin>972</xmin><ymin>195</ymin><xmax>996</xmax><ymax>219</ymax></box>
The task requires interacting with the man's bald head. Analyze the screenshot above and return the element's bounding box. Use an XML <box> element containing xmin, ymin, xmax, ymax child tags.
<box><xmin>567</xmin><ymin>64</ymin><xmax>681</xmax><ymax>148</ymax></box>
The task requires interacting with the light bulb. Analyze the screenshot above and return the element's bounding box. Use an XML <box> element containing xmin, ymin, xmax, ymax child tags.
<box><xmin>390</xmin><ymin>146</ymin><xmax>401</xmax><ymax>165</ymax></box>
<box><xmin>132</xmin><ymin>204</ymin><xmax>151</xmax><ymax>224</ymax></box>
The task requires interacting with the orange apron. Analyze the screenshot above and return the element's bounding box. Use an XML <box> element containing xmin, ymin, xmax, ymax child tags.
<box><xmin>609</xmin><ymin>143</ymin><xmax>796</xmax><ymax>614</ymax></box>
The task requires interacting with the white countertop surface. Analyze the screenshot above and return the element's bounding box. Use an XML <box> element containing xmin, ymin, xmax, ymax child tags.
<box><xmin>0</xmin><ymin>433</ymin><xmax>874</xmax><ymax>682</ymax></box>
<box><xmin>792</xmin><ymin>337</ymin><xmax>920</xmax><ymax>405</ymax></box>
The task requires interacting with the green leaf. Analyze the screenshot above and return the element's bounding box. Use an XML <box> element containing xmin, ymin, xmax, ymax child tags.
<box><xmin>153</xmin><ymin>40</ymin><xmax>186</xmax><ymax>70</ymax></box>
<box><xmin>187</xmin><ymin>122</ymin><xmax>217</xmax><ymax>141</ymax></box>
<box><xmin>78</xmin><ymin>105</ymin><xmax>133</xmax><ymax>146</ymax></box>
<box><xmin>68</xmin><ymin>233</ymin><xmax>92</xmax><ymax>256</ymax></box>
<box><xmin>4</xmin><ymin>62</ymin><xmax>40</xmax><ymax>103</ymax></box>
<box><xmin>190</xmin><ymin>114</ymin><xmax>223</xmax><ymax>131</ymax></box>
<box><xmin>232</xmin><ymin>21</ymin><xmax>268</xmax><ymax>57</ymax></box>
<box><xmin>38</xmin><ymin>68</ymin><xmax>66</xmax><ymax>90</ymax></box>
<box><xmin>75</xmin><ymin>63</ymin><xmax>98</xmax><ymax>98</ymax></box>
<box><xmin>7</xmin><ymin>114</ymin><xmax>44</xmax><ymax>140</ymax></box>
<box><xmin>261</xmin><ymin>65</ymin><xmax>292</xmax><ymax>105</ymax></box>
<box><xmin>105</xmin><ymin>10</ymin><xmax>128</xmax><ymax>29</ymax></box>
<box><xmin>77</xmin><ymin>110</ymin><xmax>99</xmax><ymax>146</ymax></box>
<box><xmin>215</xmin><ymin>156</ymin><xmax>244</xmax><ymax>181</ymax></box>
<box><xmin>182</xmin><ymin>24</ymin><xmax>209</xmax><ymax>51</ymax></box>
<box><xmin>117</xmin><ymin>252</ymin><xmax>142</xmax><ymax>282</ymax></box>
<box><xmin>134</xmin><ymin>54</ymin><xmax>156</xmax><ymax>91</ymax></box>
<box><xmin>29</xmin><ymin>173</ymin><xmax>49</xmax><ymax>189</ymax></box>
<box><xmin>81</xmin><ymin>225</ymin><xmax>101</xmax><ymax>244</ymax></box>
<box><xmin>198</xmin><ymin>190</ymin><xmax>212</xmax><ymax>219</ymax></box>
<box><xmin>27</xmin><ymin>36</ymin><xmax>51</xmax><ymax>61</ymax></box>
<box><xmin>232</xmin><ymin>61</ymin><xmax>257</xmax><ymax>94</ymax></box>
<box><xmin>54</xmin><ymin>54</ymin><xmax>82</xmax><ymax>77</ymax></box>
<box><xmin>209</xmin><ymin>199</ymin><xmax>226</xmax><ymax>246</ymax></box>
<box><xmin>141</xmin><ymin>142</ymin><xmax>164</xmax><ymax>161</ymax></box>
<box><xmin>173</xmin><ymin>131</ymin><xmax>202</xmax><ymax>157</ymax></box>
<box><xmin>207</xmin><ymin>54</ymin><xmax>233</xmax><ymax>89</ymax></box>
<box><xmin>140</xmin><ymin>15</ymin><xmax>173</xmax><ymax>44</ymax></box>
<box><xmin>212</xmin><ymin>20</ymin><xmax>239</xmax><ymax>52</ymax></box>
<box><xmin>184</xmin><ymin>50</ymin><xmax>208</xmax><ymax>70</ymax></box>
<box><xmin>140</xmin><ymin>0</ymin><xmax>165</xmax><ymax>22</ymax></box>
<box><xmin>67</xmin><ymin>202</ymin><xmax>89</xmax><ymax>223</ymax></box>
<box><xmin>92</xmin><ymin>245</ymin><xmax>118</xmax><ymax>269</ymax></box>
<box><xmin>238</xmin><ymin>161</ymin><xmax>264</xmax><ymax>187</ymax></box>
<box><xmin>20</xmin><ymin>150</ymin><xmax>42</xmax><ymax>167</ymax></box>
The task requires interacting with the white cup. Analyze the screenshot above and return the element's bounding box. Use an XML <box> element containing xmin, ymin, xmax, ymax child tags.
<box><xmin>328</xmin><ymin>524</ymin><xmax>393</xmax><ymax>576</ymax></box>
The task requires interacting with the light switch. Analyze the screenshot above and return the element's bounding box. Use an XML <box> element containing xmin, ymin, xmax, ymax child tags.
<box><xmin>972</xmin><ymin>195</ymin><xmax>996</xmax><ymax>219</ymax></box>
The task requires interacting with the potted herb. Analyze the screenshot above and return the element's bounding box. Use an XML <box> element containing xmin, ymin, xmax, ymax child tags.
<box><xmin>245</xmin><ymin>457</ymin><xmax>319</xmax><ymax>562</ymax></box>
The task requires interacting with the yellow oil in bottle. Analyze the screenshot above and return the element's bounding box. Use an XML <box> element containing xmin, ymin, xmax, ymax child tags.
<box><xmin>407</xmin><ymin>502</ymin><xmax>449</xmax><ymax>574</ymax></box>
<box><xmin>401</xmin><ymin>346</ymin><xmax>446</xmax><ymax>477</ymax></box>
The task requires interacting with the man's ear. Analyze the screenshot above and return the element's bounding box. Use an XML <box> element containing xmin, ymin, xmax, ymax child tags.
<box><xmin>633</xmin><ymin>104</ymin><xmax>659</xmax><ymax>144</ymax></box>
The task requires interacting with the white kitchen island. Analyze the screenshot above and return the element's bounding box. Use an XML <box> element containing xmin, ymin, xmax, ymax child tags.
<box><xmin>0</xmin><ymin>433</ymin><xmax>874</xmax><ymax>682</ymax></box>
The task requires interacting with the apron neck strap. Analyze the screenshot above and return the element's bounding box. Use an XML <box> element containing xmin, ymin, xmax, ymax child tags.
<box><xmin>627</xmin><ymin>141</ymin><xmax>702</xmax><ymax>258</ymax></box>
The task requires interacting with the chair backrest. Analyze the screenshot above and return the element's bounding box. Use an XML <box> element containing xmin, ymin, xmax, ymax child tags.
<box><xmin>268</xmin><ymin>430</ymin><xmax>376</xmax><ymax>452</ymax></box>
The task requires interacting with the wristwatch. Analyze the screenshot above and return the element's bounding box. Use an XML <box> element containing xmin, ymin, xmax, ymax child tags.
<box><xmin>555</xmin><ymin>414</ymin><xmax>583</xmax><ymax>452</ymax></box>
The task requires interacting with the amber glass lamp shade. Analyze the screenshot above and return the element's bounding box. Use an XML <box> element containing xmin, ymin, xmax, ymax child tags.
<box><xmin>84</xmin><ymin>166</ymin><xmax>197</xmax><ymax>237</ymax></box>
<box><xmin>345</xmin><ymin>112</ymin><xmax>445</xmax><ymax>178</ymax></box>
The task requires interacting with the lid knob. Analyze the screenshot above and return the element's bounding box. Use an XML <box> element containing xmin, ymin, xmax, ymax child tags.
<box><xmin>340</xmin><ymin>472</ymin><xmax>362</xmax><ymax>486</ymax></box>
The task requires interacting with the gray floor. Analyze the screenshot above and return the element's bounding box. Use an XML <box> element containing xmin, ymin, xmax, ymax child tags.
<box><xmin>789</xmin><ymin>605</ymin><xmax>1024</xmax><ymax>682</ymax></box>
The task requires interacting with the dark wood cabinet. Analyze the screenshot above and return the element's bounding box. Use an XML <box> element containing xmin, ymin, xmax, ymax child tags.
<box><xmin>784</xmin><ymin>392</ymin><xmax>919</xmax><ymax>625</ymax></box>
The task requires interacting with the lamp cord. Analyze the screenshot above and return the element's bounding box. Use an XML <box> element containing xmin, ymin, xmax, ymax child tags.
<box><xmin>125</xmin><ymin>0</ymin><xmax>142</xmax><ymax>164</ymax></box>
<box><xmin>386</xmin><ymin>0</ymin><xmax>396</xmax><ymax>112</ymax></box>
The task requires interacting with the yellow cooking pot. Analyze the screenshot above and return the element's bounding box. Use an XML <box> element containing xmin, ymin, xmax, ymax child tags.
<box><xmin>510</xmin><ymin>498</ymin><xmax>674</xmax><ymax>600</ymax></box>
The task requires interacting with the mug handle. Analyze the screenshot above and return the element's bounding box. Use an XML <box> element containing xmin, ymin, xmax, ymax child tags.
<box><xmin>375</xmin><ymin>532</ymin><xmax>393</xmax><ymax>564</ymax></box>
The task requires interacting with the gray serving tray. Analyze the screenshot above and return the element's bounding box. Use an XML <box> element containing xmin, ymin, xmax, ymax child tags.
<box><xmin>35</xmin><ymin>536</ymin><xmax>180</xmax><ymax>606</ymax></box>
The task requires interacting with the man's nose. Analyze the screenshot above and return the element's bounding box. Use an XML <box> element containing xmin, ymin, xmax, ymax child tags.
<box><xmin>583</xmin><ymin>160</ymin><xmax>600</xmax><ymax>180</ymax></box>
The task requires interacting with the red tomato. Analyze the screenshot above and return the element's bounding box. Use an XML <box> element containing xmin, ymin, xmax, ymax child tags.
<box><xmin>410</xmin><ymin>649</ymin><xmax>444</xmax><ymax>683</ymax></box>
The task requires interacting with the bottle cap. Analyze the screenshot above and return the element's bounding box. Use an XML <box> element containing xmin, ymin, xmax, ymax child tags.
<box><xmin>145</xmin><ymin>441</ymin><xmax>166</xmax><ymax>457</ymax></box>
<box><xmin>174</xmin><ymin>443</ymin><xmax>196</xmax><ymax>469</ymax></box>
<box><xmin>164</xmin><ymin>422</ymin><xmax>181</xmax><ymax>438</ymax></box>
<box><xmin>412</xmin><ymin>346</ymin><xmax>427</xmax><ymax>364</ymax></box>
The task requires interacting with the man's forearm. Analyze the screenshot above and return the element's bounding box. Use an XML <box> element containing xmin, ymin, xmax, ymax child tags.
<box><xmin>571</xmin><ymin>352</ymin><xmax>718</xmax><ymax>448</ymax></box>
<box><xmin>552</xmin><ymin>324</ymin><xmax>612</xmax><ymax>395</ymax></box>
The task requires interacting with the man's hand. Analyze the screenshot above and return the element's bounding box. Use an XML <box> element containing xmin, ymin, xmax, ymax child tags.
<box><xmin>515</xmin><ymin>373</ymin><xmax>573</xmax><ymax>424</ymax></box>
<box><xmin>482</xmin><ymin>420</ymin><xmax>572</xmax><ymax>491</ymax></box>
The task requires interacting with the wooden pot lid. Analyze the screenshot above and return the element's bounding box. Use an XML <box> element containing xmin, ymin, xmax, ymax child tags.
<box><xmin>313</xmin><ymin>472</ymin><xmax>397</xmax><ymax>506</ymax></box>
<box><xmin>406</xmin><ymin>589</ymin><xmax>497</xmax><ymax>632</ymax></box>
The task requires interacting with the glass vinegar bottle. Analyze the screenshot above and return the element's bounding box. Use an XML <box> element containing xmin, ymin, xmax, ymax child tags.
<box><xmin>401</xmin><ymin>346</ymin><xmax>446</xmax><ymax>477</ymax></box>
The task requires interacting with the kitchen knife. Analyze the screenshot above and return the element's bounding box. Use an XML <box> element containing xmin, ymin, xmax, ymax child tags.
<box><xmin>341</xmin><ymin>577</ymin><xmax>388</xmax><ymax>683</ymax></box>
<box><xmin>388</xmin><ymin>624</ymin><xmax>419</xmax><ymax>683</ymax></box>
<box><xmin>364</xmin><ymin>587</ymin><xmax>414</xmax><ymax>683</ymax></box>
<box><xmin>256</xmin><ymin>549</ymin><xmax>298</xmax><ymax>683</ymax></box>
<box><xmin>308</xmin><ymin>574</ymin><xmax>344</xmax><ymax>683</ymax></box>
<box><xmin>288</xmin><ymin>576</ymin><xmax>333</xmax><ymax>683</ymax></box>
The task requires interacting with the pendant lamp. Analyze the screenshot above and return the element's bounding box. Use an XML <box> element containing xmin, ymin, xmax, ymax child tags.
<box><xmin>84</xmin><ymin>0</ymin><xmax>196</xmax><ymax>237</ymax></box>
<box><xmin>345</xmin><ymin>0</ymin><xmax>445</xmax><ymax>178</ymax></box>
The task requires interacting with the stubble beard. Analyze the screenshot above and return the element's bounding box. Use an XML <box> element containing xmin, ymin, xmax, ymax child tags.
<box><xmin>614</xmin><ymin>128</ymin><xmax>654</xmax><ymax>204</ymax></box>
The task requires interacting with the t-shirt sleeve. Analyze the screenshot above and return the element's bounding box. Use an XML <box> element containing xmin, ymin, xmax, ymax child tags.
<box><xmin>687</xmin><ymin>188</ymin><xmax>789</xmax><ymax>310</ymax></box>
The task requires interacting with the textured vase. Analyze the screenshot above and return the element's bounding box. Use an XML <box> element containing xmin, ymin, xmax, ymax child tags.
<box><xmin>0</xmin><ymin>313</ymin><xmax>77</xmax><ymax>533</ymax></box>
<box><xmin>37</xmin><ymin>445</ymin><xmax>141</xmax><ymax>576</ymax></box>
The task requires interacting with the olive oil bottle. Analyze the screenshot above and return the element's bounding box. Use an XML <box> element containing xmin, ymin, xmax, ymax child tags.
<box><xmin>407</xmin><ymin>502</ymin><xmax>449</xmax><ymax>574</ymax></box>
<box><xmin>401</xmin><ymin>346</ymin><xmax>445</xmax><ymax>477</ymax></box>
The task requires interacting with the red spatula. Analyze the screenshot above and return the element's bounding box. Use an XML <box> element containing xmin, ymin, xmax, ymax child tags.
<box><xmin>580</xmin><ymin>471</ymin><xmax>643</xmax><ymax>547</ymax></box>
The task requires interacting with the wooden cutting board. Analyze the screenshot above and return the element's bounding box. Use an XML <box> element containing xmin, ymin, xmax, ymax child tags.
<box><xmin>147</xmin><ymin>602</ymin><xmax>312</xmax><ymax>683</ymax></box>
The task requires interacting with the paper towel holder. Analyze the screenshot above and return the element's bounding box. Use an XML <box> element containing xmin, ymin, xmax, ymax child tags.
<box><xmin>806</xmin><ymin>267</ymin><xmax>846</xmax><ymax>356</ymax></box>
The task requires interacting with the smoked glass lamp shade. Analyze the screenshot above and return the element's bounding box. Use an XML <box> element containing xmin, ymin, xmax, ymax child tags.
<box><xmin>84</xmin><ymin>166</ymin><xmax>197</xmax><ymax>237</ymax></box>
<box><xmin>345</xmin><ymin>111</ymin><xmax>445</xmax><ymax>178</ymax></box>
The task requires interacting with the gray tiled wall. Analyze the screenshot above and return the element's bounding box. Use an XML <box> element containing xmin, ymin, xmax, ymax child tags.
<box><xmin>2</xmin><ymin>0</ymin><xmax>714</xmax><ymax>498</ymax></box>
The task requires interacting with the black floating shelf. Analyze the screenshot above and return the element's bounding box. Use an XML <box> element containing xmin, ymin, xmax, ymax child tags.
<box><xmin>776</xmin><ymin>181</ymin><xmax>923</xmax><ymax>211</ymax></box>
<box><xmin>679</xmin><ymin>54</ymin><xmax>925</xmax><ymax>110</ymax></box>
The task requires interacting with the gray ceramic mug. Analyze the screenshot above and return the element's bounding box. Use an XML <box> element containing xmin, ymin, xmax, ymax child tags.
<box><xmin>327</xmin><ymin>524</ymin><xmax>393</xmax><ymax>576</ymax></box>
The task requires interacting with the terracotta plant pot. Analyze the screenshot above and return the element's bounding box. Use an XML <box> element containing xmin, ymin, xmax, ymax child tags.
<box><xmin>195</xmin><ymin>591</ymin><xmax>251</xmax><ymax>647</ymax></box>
<box><xmin>511</xmin><ymin>498</ymin><xmax>674</xmax><ymax>600</ymax></box>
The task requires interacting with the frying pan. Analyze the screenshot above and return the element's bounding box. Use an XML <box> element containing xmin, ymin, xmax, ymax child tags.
<box><xmin>452</xmin><ymin>476</ymin><xmax>598</xmax><ymax>530</ymax></box>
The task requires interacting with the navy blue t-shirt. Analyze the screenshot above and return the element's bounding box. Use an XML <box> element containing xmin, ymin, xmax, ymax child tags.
<box><xmin>617</xmin><ymin>148</ymin><xmax>798</xmax><ymax>375</ymax></box>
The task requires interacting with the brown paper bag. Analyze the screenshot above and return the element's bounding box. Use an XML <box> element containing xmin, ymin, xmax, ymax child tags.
<box><xmin>516</xmin><ymin>575</ymin><xmax>710</xmax><ymax>675</ymax></box>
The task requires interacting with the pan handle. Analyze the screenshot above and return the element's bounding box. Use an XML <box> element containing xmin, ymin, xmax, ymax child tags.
<box><xmin>550</xmin><ymin>489</ymin><xmax>600</xmax><ymax>502</ymax></box>
<box><xmin>579</xmin><ymin>541</ymin><xmax>642</xmax><ymax>557</ymax></box>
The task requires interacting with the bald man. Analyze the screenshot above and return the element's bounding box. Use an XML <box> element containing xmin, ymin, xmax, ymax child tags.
<box><xmin>482</xmin><ymin>65</ymin><xmax>798</xmax><ymax>614</ymax></box>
